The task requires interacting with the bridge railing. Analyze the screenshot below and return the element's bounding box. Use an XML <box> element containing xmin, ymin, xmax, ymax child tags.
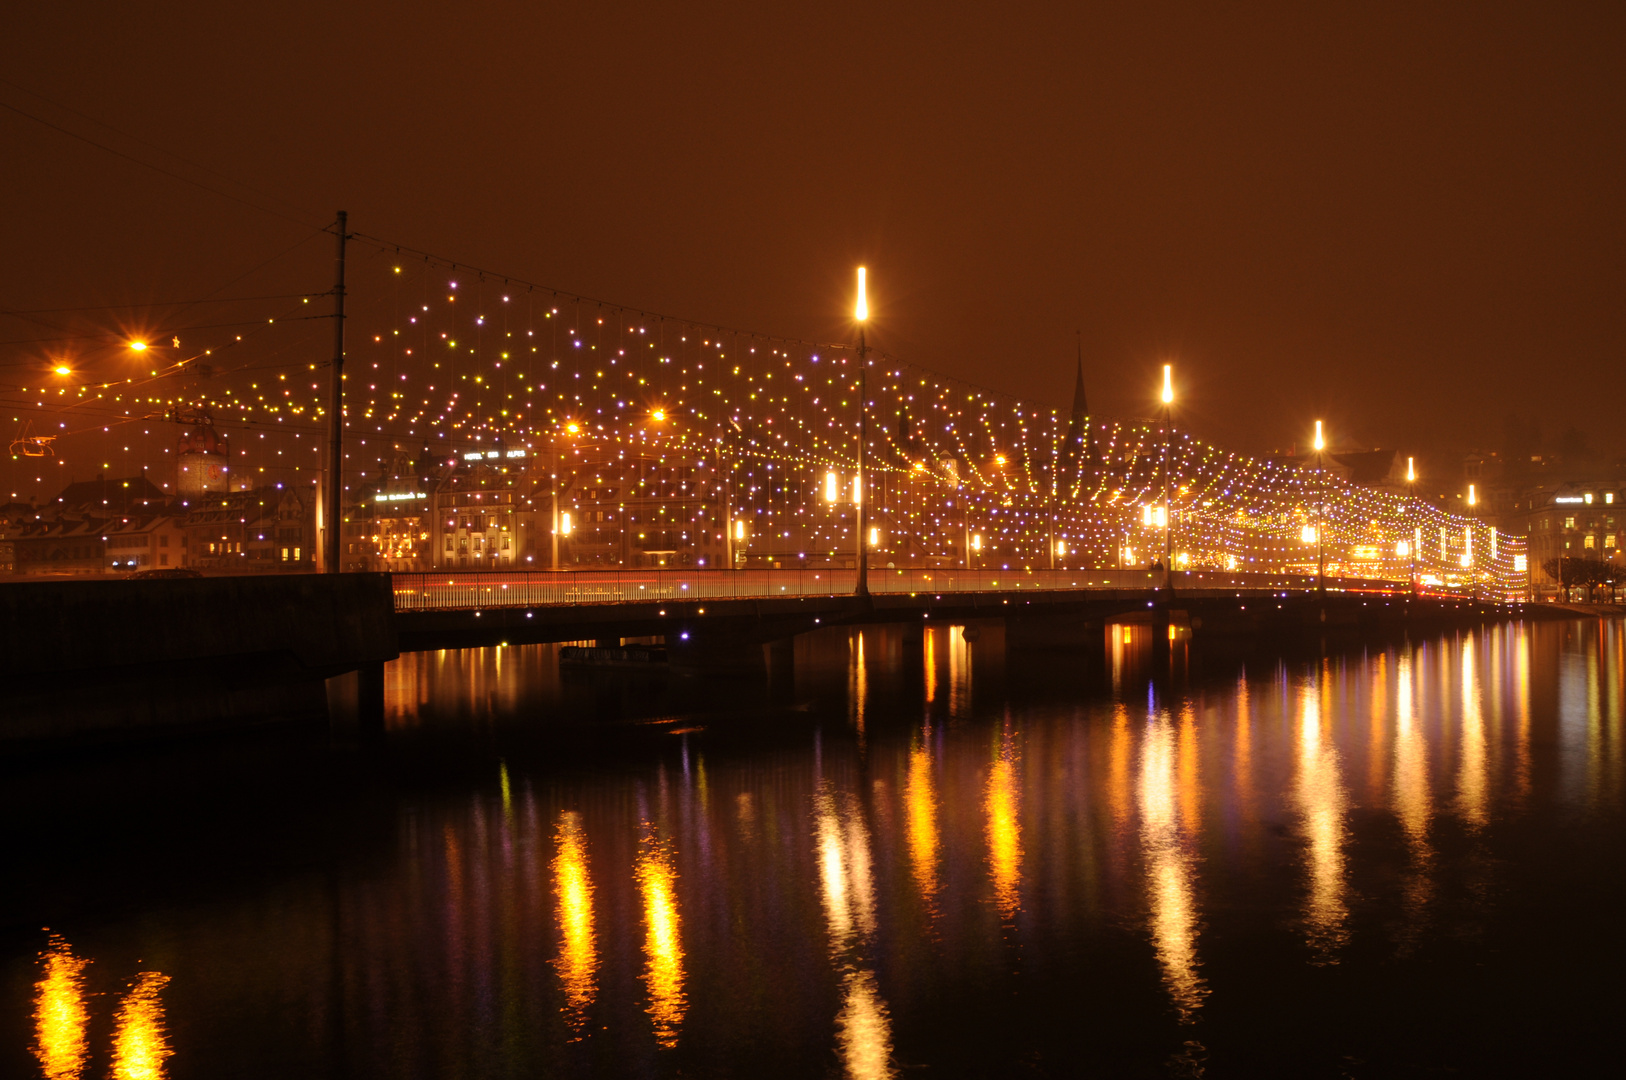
<box><xmin>389</xmin><ymin>567</ymin><xmax>1462</xmax><ymax>612</ymax></box>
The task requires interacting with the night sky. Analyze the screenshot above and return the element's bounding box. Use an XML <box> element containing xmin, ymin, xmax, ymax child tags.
<box><xmin>4</xmin><ymin>1</ymin><xmax>1622</xmax><ymax>502</ymax></box>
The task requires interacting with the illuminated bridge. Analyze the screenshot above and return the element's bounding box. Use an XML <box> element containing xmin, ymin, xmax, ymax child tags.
<box><xmin>17</xmin><ymin>241</ymin><xmax>1526</xmax><ymax>598</ymax></box>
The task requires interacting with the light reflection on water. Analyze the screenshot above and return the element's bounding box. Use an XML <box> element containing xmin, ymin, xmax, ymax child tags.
<box><xmin>111</xmin><ymin>972</ymin><xmax>171</xmax><ymax>1080</ymax></box>
<box><xmin>552</xmin><ymin>810</ymin><xmax>597</xmax><ymax>1037</ymax></box>
<box><xmin>1139</xmin><ymin>703</ymin><xmax>1205</xmax><ymax>1020</ymax></box>
<box><xmin>33</xmin><ymin>938</ymin><xmax>89</xmax><ymax>1080</ymax></box>
<box><xmin>31</xmin><ymin>940</ymin><xmax>169</xmax><ymax>1080</ymax></box>
<box><xmin>11</xmin><ymin>618</ymin><xmax>1626</xmax><ymax>1076</ymax></box>
<box><xmin>635</xmin><ymin>824</ymin><xmax>686</xmax><ymax>1048</ymax></box>
<box><xmin>984</xmin><ymin>719</ymin><xmax>1022</xmax><ymax>924</ymax></box>
<box><xmin>1294</xmin><ymin>673</ymin><xmax>1350</xmax><ymax>961</ymax></box>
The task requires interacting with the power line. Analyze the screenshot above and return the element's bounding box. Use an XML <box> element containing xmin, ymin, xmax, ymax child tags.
<box><xmin>0</xmin><ymin>93</ymin><xmax>322</xmax><ymax>229</ymax></box>
<box><xmin>0</xmin><ymin>292</ymin><xmax>321</xmax><ymax>317</ymax></box>
<box><xmin>0</xmin><ymin>313</ymin><xmax>333</xmax><ymax>348</ymax></box>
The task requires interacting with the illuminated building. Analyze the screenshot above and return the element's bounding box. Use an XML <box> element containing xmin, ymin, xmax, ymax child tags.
<box><xmin>1518</xmin><ymin>481</ymin><xmax>1623</xmax><ymax>599</ymax></box>
<box><xmin>181</xmin><ymin>486</ymin><xmax>313</xmax><ymax>570</ymax></box>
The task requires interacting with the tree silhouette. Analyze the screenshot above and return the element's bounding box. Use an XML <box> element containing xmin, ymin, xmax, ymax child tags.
<box><xmin>1542</xmin><ymin>556</ymin><xmax>1621</xmax><ymax>602</ymax></box>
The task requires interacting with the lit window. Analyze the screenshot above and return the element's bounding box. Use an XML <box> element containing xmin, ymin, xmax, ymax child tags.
<box><xmin>1584</xmin><ymin>535</ymin><xmax>1595</xmax><ymax>549</ymax></box>
<box><xmin>1565</xmin><ymin>517</ymin><xmax>1576</xmax><ymax>529</ymax></box>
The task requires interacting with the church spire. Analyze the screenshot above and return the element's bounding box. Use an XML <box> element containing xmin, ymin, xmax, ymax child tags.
<box><xmin>1070</xmin><ymin>333</ymin><xmax>1088</xmax><ymax>419</ymax></box>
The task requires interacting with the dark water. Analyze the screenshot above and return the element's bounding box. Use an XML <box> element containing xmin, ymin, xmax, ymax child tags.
<box><xmin>5</xmin><ymin>618</ymin><xmax>1626</xmax><ymax>1078</ymax></box>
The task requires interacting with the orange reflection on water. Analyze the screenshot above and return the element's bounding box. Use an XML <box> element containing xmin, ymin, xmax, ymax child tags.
<box><xmin>851</xmin><ymin>632</ymin><xmax>869</xmax><ymax>744</ymax></box>
<box><xmin>1108</xmin><ymin>703</ymin><xmax>1133</xmax><ymax>827</ymax></box>
<box><xmin>1233</xmin><ymin>675</ymin><xmax>1254</xmax><ymax>818</ymax></box>
<box><xmin>836</xmin><ymin>968</ymin><xmax>895</xmax><ymax>1080</ymax></box>
<box><xmin>948</xmin><ymin>626</ymin><xmax>970</xmax><ymax>715</ymax></box>
<box><xmin>635</xmin><ymin>826</ymin><xmax>685</xmax><ymax>1048</ymax></box>
<box><xmin>1139</xmin><ymin>711</ymin><xmax>1206</xmax><ymax>1020</ymax></box>
<box><xmin>33</xmin><ymin>937</ymin><xmax>89</xmax><ymax>1080</ymax></box>
<box><xmin>111</xmin><ymin>971</ymin><xmax>171</xmax><ymax>1080</ymax></box>
<box><xmin>924</xmin><ymin>627</ymin><xmax>937</xmax><ymax>704</ymax></box>
<box><xmin>905</xmin><ymin>735</ymin><xmax>941</xmax><ymax>913</ymax></box>
<box><xmin>1392</xmin><ymin>653</ymin><xmax>1431</xmax><ymax>845</ymax></box>
<box><xmin>814</xmin><ymin>784</ymin><xmax>894</xmax><ymax>1077</ymax></box>
<box><xmin>1295</xmin><ymin>680</ymin><xmax>1349</xmax><ymax>961</ymax></box>
<box><xmin>552</xmin><ymin>811</ymin><xmax>597</xmax><ymax>1036</ymax></box>
<box><xmin>1457</xmin><ymin>637</ymin><xmax>1488</xmax><ymax>828</ymax></box>
<box><xmin>985</xmin><ymin>724</ymin><xmax>1022</xmax><ymax>921</ymax></box>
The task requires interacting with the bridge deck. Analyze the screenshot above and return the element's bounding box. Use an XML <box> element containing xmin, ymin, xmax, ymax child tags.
<box><xmin>391</xmin><ymin>567</ymin><xmax>1478</xmax><ymax>611</ymax></box>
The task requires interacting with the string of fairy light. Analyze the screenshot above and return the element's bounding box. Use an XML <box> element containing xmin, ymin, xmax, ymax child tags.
<box><xmin>0</xmin><ymin>239</ymin><xmax>1525</xmax><ymax>590</ymax></box>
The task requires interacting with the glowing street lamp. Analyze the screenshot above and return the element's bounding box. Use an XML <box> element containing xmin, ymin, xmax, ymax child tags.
<box><xmin>1406</xmin><ymin>455</ymin><xmax>1418</xmax><ymax>591</ymax></box>
<box><xmin>1160</xmin><ymin>363</ymin><xmax>1175</xmax><ymax>591</ymax></box>
<box><xmin>1314</xmin><ymin>420</ymin><xmax>1326</xmax><ymax>593</ymax></box>
<box><xmin>128</xmin><ymin>340</ymin><xmax>147</xmax><ymax>352</ymax></box>
<box><xmin>853</xmin><ymin>267</ymin><xmax>870</xmax><ymax>597</ymax></box>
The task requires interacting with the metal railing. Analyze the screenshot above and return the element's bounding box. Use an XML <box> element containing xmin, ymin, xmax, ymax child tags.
<box><xmin>389</xmin><ymin>567</ymin><xmax>1470</xmax><ymax>612</ymax></box>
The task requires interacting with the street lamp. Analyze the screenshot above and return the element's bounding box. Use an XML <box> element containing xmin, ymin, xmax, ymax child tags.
<box><xmin>1314</xmin><ymin>419</ymin><xmax>1326</xmax><ymax>594</ymax></box>
<box><xmin>853</xmin><ymin>267</ymin><xmax>870</xmax><ymax>597</ymax></box>
<box><xmin>1406</xmin><ymin>455</ymin><xmax>1418</xmax><ymax>593</ymax></box>
<box><xmin>1161</xmin><ymin>363</ymin><xmax>1174</xmax><ymax>591</ymax></box>
<box><xmin>1467</xmin><ymin>482</ymin><xmax>1479</xmax><ymax>602</ymax></box>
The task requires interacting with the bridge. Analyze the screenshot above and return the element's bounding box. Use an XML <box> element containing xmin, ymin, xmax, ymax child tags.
<box><xmin>1</xmin><ymin>249</ymin><xmax>1536</xmax><ymax>743</ymax></box>
<box><xmin>2</xmin><ymin>568</ymin><xmax>1516</xmax><ymax>746</ymax></box>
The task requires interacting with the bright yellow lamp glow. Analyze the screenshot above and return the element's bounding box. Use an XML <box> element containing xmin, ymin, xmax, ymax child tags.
<box><xmin>565</xmin><ymin>422</ymin><xmax>580</xmax><ymax>435</ymax></box>
<box><xmin>559</xmin><ymin>512</ymin><xmax>573</xmax><ymax>536</ymax></box>
<box><xmin>1313</xmin><ymin>420</ymin><xmax>1324</xmax><ymax>452</ymax></box>
<box><xmin>1406</xmin><ymin>456</ymin><xmax>1415</xmax><ymax>483</ymax></box>
<box><xmin>651</xmin><ymin>409</ymin><xmax>666</xmax><ymax>422</ymax></box>
<box><xmin>825</xmin><ymin>470</ymin><xmax>839</xmax><ymax>503</ymax></box>
<box><xmin>734</xmin><ymin>519</ymin><xmax>745</xmax><ymax>541</ymax></box>
<box><xmin>868</xmin><ymin>526</ymin><xmax>879</xmax><ymax>546</ymax></box>
<box><xmin>128</xmin><ymin>341</ymin><xmax>147</xmax><ymax>352</ymax></box>
<box><xmin>53</xmin><ymin>366</ymin><xmax>70</xmax><ymax>376</ymax></box>
<box><xmin>1055</xmin><ymin>540</ymin><xmax>1066</xmax><ymax>556</ymax></box>
<box><xmin>1467</xmin><ymin>484</ymin><xmax>1477</xmax><ymax>507</ymax></box>
<box><xmin>1161</xmin><ymin>364</ymin><xmax>1172</xmax><ymax>405</ymax></box>
<box><xmin>852</xmin><ymin>476</ymin><xmax>862</xmax><ymax>506</ymax></box>
<box><xmin>971</xmin><ymin>533</ymin><xmax>982</xmax><ymax>552</ymax></box>
<box><xmin>855</xmin><ymin>267</ymin><xmax>868</xmax><ymax>322</ymax></box>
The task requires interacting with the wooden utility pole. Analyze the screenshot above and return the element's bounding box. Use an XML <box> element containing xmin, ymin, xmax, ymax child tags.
<box><xmin>324</xmin><ymin>211</ymin><xmax>348</xmax><ymax>573</ymax></box>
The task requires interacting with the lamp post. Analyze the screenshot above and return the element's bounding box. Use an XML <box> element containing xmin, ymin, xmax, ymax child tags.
<box><xmin>1406</xmin><ymin>455</ymin><xmax>1417</xmax><ymax>593</ymax></box>
<box><xmin>1467</xmin><ymin>482</ymin><xmax>1478</xmax><ymax>603</ymax></box>
<box><xmin>1161</xmin><ymin>363</ymin><xmax>1174</xmax><ymax>591</ymax></box>
<box><xmin>1314</xmin><ymin>419</ymin><xmax>1326</xmax><ymax>594</ymax></box>
<box><xmin>853</xmin><ymin>267</ymin><xmax>870</xmax><ymax>598</ymax></box>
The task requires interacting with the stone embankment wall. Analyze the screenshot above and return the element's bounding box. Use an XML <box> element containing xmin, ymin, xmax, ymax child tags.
<box><xmin>0</xmin><ymin>574</ymin><xmax>397</xmax><ymax>744</ymax></box>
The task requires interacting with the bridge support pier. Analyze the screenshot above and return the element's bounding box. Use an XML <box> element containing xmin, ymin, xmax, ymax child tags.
<box><xmin>667</xmin><ymin>630</ymin><xmax>768</xmax><ymax>677</ymax></box>
<box><xmin>326</xmin><ymin>661</ymin><xmax>386</xmax><ymax>738</ymax></box>
<box><xmin>1151</xmin><ymin>605</ymin><xmax>1172</xmax><ymax>666</ymax></box>
<box><xmin>765</xmin><ymin>636</ymin><xmax>796</xmax><ymax>694</ymax></box>
<box><xmin>1004</xmin><ymin>612</ymin><xmax>1102</xmax><ymax>653</ymax></box>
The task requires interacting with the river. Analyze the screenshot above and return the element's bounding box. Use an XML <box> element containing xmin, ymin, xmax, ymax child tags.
<box><xmin>5</xmin><ymin>617</ymin><xmax>1624</xmax><ymax>1077</ymax></box>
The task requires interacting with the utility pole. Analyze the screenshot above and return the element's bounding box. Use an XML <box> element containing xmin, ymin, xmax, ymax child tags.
<box><xmin>324</xmin><ymin>210</ymin><xmax>348</xmax><ymax>574</ymax></box>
